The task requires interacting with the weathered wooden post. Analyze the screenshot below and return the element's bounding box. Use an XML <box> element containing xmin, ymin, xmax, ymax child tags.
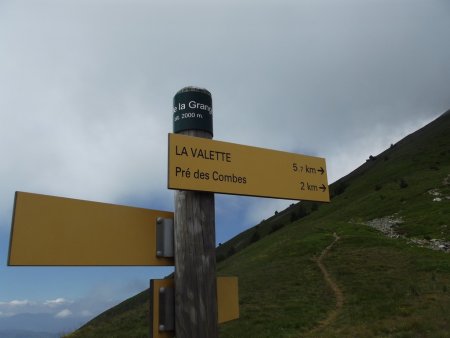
<box><xmin>173</xmin><ymin>87</ymin><xmax>218</xmax><ymax>338</ymax></box>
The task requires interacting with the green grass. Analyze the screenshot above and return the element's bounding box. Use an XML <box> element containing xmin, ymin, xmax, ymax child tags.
<box><xmin>218</xmin><ymin>222</ymin><xmax>450</xmax><ymax>338</ymax></box>
<box><xmin>312</xmin><ymin>225</ymin><xmax>450</xmax><ymax>337</ymax></box>
<box><xmin>66</xmin><ymin>110</ymin><xmax>450</xmax><ymax>337</ymax></box>
<box><xmin>218</xmin><ymin>227</ymin><xmax>334</xmax><ymax>337</ymax></box>
<box><xmin>64</xmin><ymin>289</ymin><xmax>151</xmax><ymax>338</ymax></box>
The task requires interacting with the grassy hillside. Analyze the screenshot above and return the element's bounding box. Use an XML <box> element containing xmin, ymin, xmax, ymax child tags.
<box><xmin>66</xmin><ymin>110</ymin><xmax>450</xmax><ymax>338</ymax></box>
<box><xmin>64</xmin><ymin>289</ymin><xmax>151</xmax><ymax>337</ymax></box>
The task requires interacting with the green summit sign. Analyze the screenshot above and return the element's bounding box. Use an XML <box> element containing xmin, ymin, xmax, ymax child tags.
<box><xmin>173</xmin><ymin>87</ymin><xmax>213</xmax><ymax>136</ymax></box>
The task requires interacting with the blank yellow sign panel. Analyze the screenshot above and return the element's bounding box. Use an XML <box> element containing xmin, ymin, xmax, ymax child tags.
<box><xmin>8</xmin><ymin>192</ymin><xmax>174</xmax><ymax>266</ymax></box>
<box><xmin>217</xmin><ymin>276</ymin><xmax>239</xmax><ymax>324</ymax></box>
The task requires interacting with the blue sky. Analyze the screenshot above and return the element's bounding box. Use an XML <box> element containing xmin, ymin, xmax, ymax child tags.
<box><xmin>1</xmin><ymin>0</ymin><xmax>450</xmax><ymax>333</ymax></box>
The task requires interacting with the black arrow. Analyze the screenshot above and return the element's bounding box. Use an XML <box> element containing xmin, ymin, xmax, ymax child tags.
<box><xmin>319</xmin><ymin>184</ymin><xmax>327</xmax><ymax>192</ymax></box>
<box><xmin>317</xmin><ymin>167</ymin><xmax>325</xmax><ymax>175</ymax></box>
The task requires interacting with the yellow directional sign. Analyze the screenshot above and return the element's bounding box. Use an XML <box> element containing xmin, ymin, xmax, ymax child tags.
<box><xmin>150</xmin><ymin>277</ymin><xmax>239</xmax><ymax>338</ymax></box>
<box><xmin>168</xmin><ymin>133</ymin><xmax>330</xmax><ymax>202</ymax></box>
<box><xmin>8</xmin><ymin>192</ymin><xmax>174</xmax><ymax>266</ymax></box>
<box><xmin>217</xmin><ymin>276</ymin><xmax>240</xmax><ymax>324</ymax></box>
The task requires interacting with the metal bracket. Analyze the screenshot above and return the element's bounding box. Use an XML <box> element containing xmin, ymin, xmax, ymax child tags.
<box><xmin>156</xmin><ymin>217</ymin><xmax>174</xmax><ymax>258</ymax></box>
<box><xmin>159</xmin><ymin>286</ymin><xmax>175</xmax><ymax>332</ymax></box>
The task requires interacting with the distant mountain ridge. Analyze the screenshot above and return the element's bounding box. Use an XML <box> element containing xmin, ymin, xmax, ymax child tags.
<box><xmin>0</xmin><ymin>312</ymin><xmax>80</xmax><ymax>337</ymax></box>
<box><xmin>66</xmin><ymin>109</ymin><xmax>450</xmax><ymax>338</ymax></box>
<box><xmin>0</xmin><ymin>330</ymin><xmax>60</xmax><ymax>338</ymax></box>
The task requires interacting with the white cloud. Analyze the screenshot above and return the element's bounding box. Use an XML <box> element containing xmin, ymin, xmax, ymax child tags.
<box><xmin>0</xmin><ymin>0</ymin><xmax>448</xmax><ymax>229</ymax></box>
<box><xmin>0</xmin><ymin>299</ymin><xmax>35</xmax><ymax>317</ymax></box>
<box><xmin>44</xmin><ymin>298</ymin><xmax>73</xmax><ymax>307</ymax></box>
<box><xmin>0</xmin><ymin>282</ymin><xmax>147</xmax><ymax>321</ymax></box>
<box><xmin>7</xmin><ymin>300</ymin><xmax>32</xmax><ymax>307</ymax></box>
<box><xmin>55</xmin><ymin>309</ymin><xmax>72</xmax><ymax>318</ymax></box>
<box><xmin>0</xmin><ymin>298</ymin><xmax>77</xmax><ymax>319</ymax></box>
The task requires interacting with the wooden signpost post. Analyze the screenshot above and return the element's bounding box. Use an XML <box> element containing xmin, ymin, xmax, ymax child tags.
<box><xmin>168</xmin><ymin>86</ymin><xmax>329</xmax><ymax>338</ymax></box>
<box><xmin>172</xmin><ymin>87</ymin><xmax>218</xmax><ymax>338</ymax></box>
<box><xmin>7</xmin><ymin>86</ymin><xmax>330</xmax><ymax>338</ymax></box>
